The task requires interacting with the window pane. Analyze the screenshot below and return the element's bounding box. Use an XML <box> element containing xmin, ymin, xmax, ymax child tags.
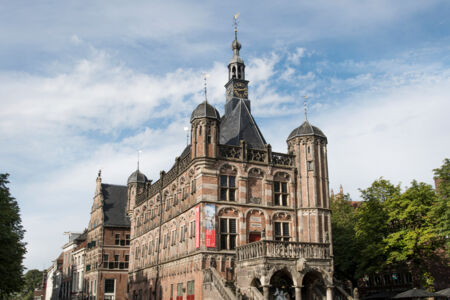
<box><xmin>229</xmin><ymin>176</ymin><xmax>235</xmax><ymax>188</ymax></box>
<box><xmin>220</xmin><ymin>175</ymin><xmax>227</xmax><ymax>187</ymax></box>
<box><xmin>274</xmin><ymin>222</ymin><xmax>281</xmax><ymax>236</ymax></box>
<box><xmin>229</xmin><ymin>189</ymin><xmax>235</xmax><ymax>201</ymax></box>
<box><xmin>229</xmin><ymin>235</ymin><xmax>236</xmax><ymax>250</ymax></box>
<box><xmin>229</xmin><ymin>219</ymin><xmax>236</xmax><ymax>233</ymax></box>
<box><xmin>220</xmin><ymin>235</ymin><xmax>227</xmax><ymax>249</ymax></box>
<box><xmin>105</xmin><ymin>279</ymin><xmax>115</xmax><ymax>293</ymax></box>
<box><xmin>282</xmin><ymin>182</ymin><xmax>287</xmax><ymax>193</ymax></box>
<box><xmin>114</xmin><ymin>255</ymin><xmax>119</xmax><ymax>262</ymax></box>
<box><xmin>283</xmin><ymin>223</ymin><xmax>290</xmax><ymax>236</ymax></box>
<box><xmin>177</xmin><ymin>283</ymin><xmax>183</xmax><ymax>296</ymax></box>
<box><xmin>220</xmin><ymin>188</ymin><xmax>227</xmax><ymax>201</ymax></box>
<box><xmin>274</xmin><ymin>182</ymin><xmax>280</xmax><ymax>192</ymax></box>
<box><xmin>220</xmin><ymin>219</ymin><xmax>227</xmax><ymax>233</ymax></box>
<box><xmin>282</xmin><ymin>195</ymin><xmax>288</xmax><ymax>206</ymax></box>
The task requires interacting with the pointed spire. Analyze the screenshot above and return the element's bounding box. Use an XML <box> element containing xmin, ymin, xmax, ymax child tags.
<box><xmin>339</xmin><ymin>184</ymin><xmax>343</xmax><ymax>195</ymax></box>
<box><xmin>233</xmin><ymin>12</ymin><xmax>240</xmax><ymax>41</ymax></box>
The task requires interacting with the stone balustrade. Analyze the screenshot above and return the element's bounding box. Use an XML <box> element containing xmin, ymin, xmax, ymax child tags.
<box><xmin>236</xmin><ymin>240</ymin><xmax>331</xmax><ymax>261</ymax></box>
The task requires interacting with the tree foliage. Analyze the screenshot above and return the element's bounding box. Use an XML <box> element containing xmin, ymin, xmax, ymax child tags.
<box><xmin>431</xmin><ymin>158</ymin><xmax>450</xmax><ymax>250</ymax></box>
<box><xmin>354</xmin><ymin>178</ymin><xmax>401</xmax><ymax>277</ymax></box>
<box><xmin>0</xmin><ymin>173</ymin><xmax>26</xmax><ymax>298</ymax></box>
<box><xmin>384</xmin><ymin>180</ymin><xmax>438</xmax><ymax>287</ymax></box>
<box><xmin>331</xmin><ymin>192</ymin><xmax>357</xmax><ymax>283</ymax></box>
<box><xmin>331</xmin><ymin>159</ymin><xmax>450</xmax><ymax>289</ymax></box>
<box><xmin>21</xmin><ymin>269</ymin><xmax>43</xmax><ymax>300</ymax></box>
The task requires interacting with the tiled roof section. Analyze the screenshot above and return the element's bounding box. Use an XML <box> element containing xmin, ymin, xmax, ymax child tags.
<box><xmin>287</xmin><ymin>121</ymin><xmax>327</xmax><ymax>141</ymax></box>
<box><xmin>101</xmin><ymin>184</ymin><xmax>130</xmax><ymax>228</ymax></box>
<box><xmin>219</xmin><ymin>98</ymin><xmax>266</xmax><ymax>149</ymax></box>
<box><xmin>190</xmin><ymin>101</ymin><xmax>220</xmax><ymax>122</ymax></box>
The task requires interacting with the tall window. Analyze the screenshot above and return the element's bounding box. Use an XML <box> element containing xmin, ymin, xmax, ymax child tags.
<box><xmin>171</xmin><ymin>230</ymin><xmax>177</xmax><ymax>246</ymax></box>
<box><xmin>220</xmin><ymin>218</ymin><xmax>237</xmax><ymax>250</ymax></box>
<box><xmin>274</xmin><ymin>181</ymin><xmax>288</xmax><ymax>206</ymax></box>
<box><xmin>126</xmin><ymin>234</ymin><xmax>130</xmax><ymax>245</ymax></box>
<box><xmin>103</xmin><ymin>254</ymin><xmax>109</xmax><ymax>268</ymax></box>
<box><xmin>220</xmin><ymin>175</ymin><xmax>236</xmax><ymax>201</ymax></box>
<box><xmin>274</xmin><ymin>222</ymin><xmax>290</xmax><ymax>241</ymax></box>
<box><xmin>190</xmin><ymin>221</ymin><xmax>195</xmax><ymax>238</ymax></box>
<box><xmin>187</xmin><ymin>281</ymin><xmax>195</xmax><ymax>300</ymax></box>
<box><xmin>177</xmin><ymin>283</ymin><xmax>183</xmax><ymax>300</ymax></box>
<box><xmin>115</xmin><ymin>234</ymin><xmax>120</xmax><ymax>245</ymax></box>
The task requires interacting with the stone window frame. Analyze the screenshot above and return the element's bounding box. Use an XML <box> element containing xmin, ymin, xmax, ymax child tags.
<box><xmin>273</xmin><ymin>221</ymin><xmax>291</xmax><ymax>242</ymax></box>
<box><xmin>219</xmin><ymin>217</ymin><xmax>238</xmax><ymax>250</ymax></box>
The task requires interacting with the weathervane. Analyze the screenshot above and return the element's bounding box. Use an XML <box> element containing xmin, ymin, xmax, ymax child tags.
<box><xmin>303</xmin><ymin>95</ymin><xmax>309</xmax><ymax>121</ymax></box>
<box><xmin>203</xmin><ymin>73</ymin><xmax>210</xmax><ymax>102</ymax></box>
<box><xmin>233</xmin><ymin>12</ymin><xmax>240</xmax><ymax>40</ymax></box>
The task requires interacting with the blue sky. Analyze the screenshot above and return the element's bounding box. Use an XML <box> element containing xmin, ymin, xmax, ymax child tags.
<box><xmin>0</xmin><ymin>0</ymin><xmax>449</xmax><ymax>270</ymax></box>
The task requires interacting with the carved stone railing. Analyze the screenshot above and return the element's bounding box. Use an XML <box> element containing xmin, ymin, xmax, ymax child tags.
<box><xmin>219</xmin><ymin>144</ymin><xmax>241</xmax><ymax>160</ymax></box>
<box><xmin>203</xmin><ymin>267</ymin><xmax>235</xmax><ymax>300</ymax></box>
<box><xmin>236</xmin><ymin>240</ymin><xmax>330</xmax><ymax>262</ymax></box>
<box><xmin>218</xmin><ymin>144</ymin><xmax>294</xmax><ymax>167</ymax></box>
<box><xmin>272</xmin><ymin>152</ymin><xmax>294</xmax><ymax>167</ymax></box>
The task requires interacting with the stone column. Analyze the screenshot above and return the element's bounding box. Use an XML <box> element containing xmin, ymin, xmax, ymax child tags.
<box><xmin>263</xmin><ymin>285</ymin><xmax>270</xmax><ymax>300</ymax></box>
<box><xmin>295</xmin><ymin>286</ymin><xmax>302</xmax><ymax>300</ymax></box>
<box><xmin>326</xmin><ymin>286</ymin><xmax>333</xmax><ymax>300</ymax></box>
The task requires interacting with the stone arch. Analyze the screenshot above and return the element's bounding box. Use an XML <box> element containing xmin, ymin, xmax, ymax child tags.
<box><xmin>301</xmin><ymin>269</ymin><xmax>328</xmax><ymax>300</ymax></box>
<box><xmin>273</xmin><ymin>171</ymin><xmax>291</xmax><ymax>182</ymax></box>
<box><xmin>219</xmin><ymin>162</ymin><xmax>238</xmax><ymax>174</ymax></box>
<box><xmin>248</xmin><ymin>167</ymin><xmax>264</xmax><ymax>177</ymax></box>
<box><xmin>217</xmin><ymin>206</ymin><xmax>241</xmax><ymax>218</ymax></box>
<box><xmin>271</xmin><ymin>211</ymin><xmax>293</xmax><ymax>221</ymax></box>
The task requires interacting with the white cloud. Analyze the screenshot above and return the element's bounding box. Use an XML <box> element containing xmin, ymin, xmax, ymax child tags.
<box><xmin>288</xmin><ymin>47</ymin><xmax>306</xmax><ymax>65</ymax></box>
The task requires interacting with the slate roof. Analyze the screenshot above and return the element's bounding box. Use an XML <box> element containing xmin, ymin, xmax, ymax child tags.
<box><xmin>101</xmin><ymin>184</ymin><xmax>130</xmax><ymax>228</ymax></box>
<box><xmin>190</xmin><ymin>101</ymin><xmax>220</xmax><ymax>122</ymax></box>
<box><xmin>127</xmin><ymin>169</ymin><xmax>147</xmax><ymax>184</ymax></box>
<box><xmin>220</xmin><ymin>98</ymin><xmax>267</xmax><ymax>149</ymax></box>
<box><xmin>287</xmin><ymin>120</ymin><xmax>327</xmax><ymax>141</ymax></box>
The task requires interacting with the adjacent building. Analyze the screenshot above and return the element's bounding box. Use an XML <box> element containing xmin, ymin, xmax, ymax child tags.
<box><xmin>84</xmin><ymin>171</ymin><xmax>131</xmax><ymax>300</ymax></box>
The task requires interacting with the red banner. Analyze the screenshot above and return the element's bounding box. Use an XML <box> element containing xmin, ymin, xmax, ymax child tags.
<box><xmin>204</xmin><ymin>204</ymin><xmax>216</xmax><ymax>248</ymax></box>
<box><xmin>195</xmin><ymin>206</ymin><xmax>200</xmax><ymax>248</ymax></box>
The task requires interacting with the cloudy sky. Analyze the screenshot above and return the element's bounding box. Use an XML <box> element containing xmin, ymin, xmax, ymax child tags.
<box><xmin>1</xmin><ymin>0</ymin><xmax>449</xmax><ymax>270</ymax></box>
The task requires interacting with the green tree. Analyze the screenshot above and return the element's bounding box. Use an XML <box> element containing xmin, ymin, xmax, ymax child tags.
<box><xmin>431</xmin><ymin>158</ymin><xmax>450</xmax><ymax>250</ymax></box>
<box><xmin>0</xmin><ymin>173</ymin><xmax>26</xmax><ymax>298</ymax></box>
<box><xmin>354</xmin><ymin>178</ymin><xmax>401</xmax><ymax>277</ymax></box>
<box><xmin>331</xmin><ymin>192</ymin><xmax>358</xmax><ymax>283</ymax></box>
<box><xmin>21</xmin><ymin>269</ymin><xmax>43</xmax><ymax>300</ymax></box>
<box><xmin>384</xmin><ymin>180</ymin><xmax>438</xmax><ymax>288</ymax></box>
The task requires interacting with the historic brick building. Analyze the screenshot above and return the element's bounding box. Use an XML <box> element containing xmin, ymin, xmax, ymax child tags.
<box><xmin>84</xmin><ymin>171</ymin><xmax>131</xmax><ymax>300</ymax></box>
<box><xmin>127</xmin><ymin>31</ymin><xmax>334</xmax><ymax>300</ymax></box>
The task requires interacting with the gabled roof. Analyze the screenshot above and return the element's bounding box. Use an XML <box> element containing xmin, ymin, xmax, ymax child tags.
<box><xmin>101</xmin><ymin>184</ymin><xmax>130</xmax><ymax>228</ymax></box>
<box><xmin>219</xmin><ymin>98</ymin><xmax>266</xmax><ymax>149</ymax></box>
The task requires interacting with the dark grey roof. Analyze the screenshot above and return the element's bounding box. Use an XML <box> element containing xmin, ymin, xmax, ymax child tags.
<box><xmin>287</xmin><ymin>121</ymin><xmax>327</xmax><ymax>141</ymax></box>
<box><xmin>127</xmin><ymin>169</ymin><xmax>147</xmax><ymax>184</ymax></box>
<box><xmin>220</xmin><ymin>98</ymin><xmax>267</xmax><ymax>149</ymax></box>
<box><xmin>102</xmin><ymin>184</ymin><xmax>130</xmax><ymax>228</ymax></box>
<box><xmin>190</xmin><ymin>101</ymin><xmax>220</xmax><ymax>122</ymax></box>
